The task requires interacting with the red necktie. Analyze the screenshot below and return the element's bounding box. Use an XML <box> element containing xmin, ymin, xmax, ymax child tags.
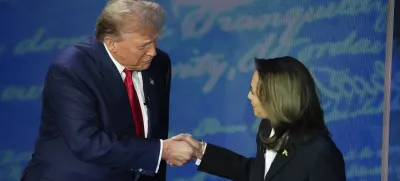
<box><xmin>123</xmin><ymin>68</ymin><xmax>145</xmax><ymax>137</ymax></box>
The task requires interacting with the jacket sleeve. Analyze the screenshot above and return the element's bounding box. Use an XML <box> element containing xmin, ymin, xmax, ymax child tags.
<box><xmin>44</xmin><ymin>63</ymin><xmax>160</xmax><ymax>176</ymax></box>
<box><xmin>197</xmin><ymin>143</ymin><xmax>256</xmax><ymax>181</ymax></box>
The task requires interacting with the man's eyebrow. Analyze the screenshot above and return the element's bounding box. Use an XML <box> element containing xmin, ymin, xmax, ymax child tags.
<box><xmin>140</xmin><ymin>41</ymin><xmax>152</xmax><ymax>46</ymax></box>
<box><xmin>140</xmin><ymin>35</ymin><xmax>159</xmax><ymax>45</ymax></box>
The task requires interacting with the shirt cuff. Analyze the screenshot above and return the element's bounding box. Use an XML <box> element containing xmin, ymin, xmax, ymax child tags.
<box><xmin>195</xmin><ymin>143</ymin><xmax>207</xmax><ymax>165</ymax></box>
<box><xmin>155</xmin><ymin>139</ymin><xmax>163</xmax><ymax>173</ymax></box>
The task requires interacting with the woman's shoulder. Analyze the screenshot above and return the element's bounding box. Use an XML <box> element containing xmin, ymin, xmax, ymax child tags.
<box><xmin>296</xmin><ymin>134</ymin><xmax>343</xmax><ymax>157</ymax></box>
<box><xmin>297</xmin><ymin>134</ymin><xmax>346</xmax><ymax>177</ymax></box>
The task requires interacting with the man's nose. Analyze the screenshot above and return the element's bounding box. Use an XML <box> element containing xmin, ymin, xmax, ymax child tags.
<box><xmin>146</xmin><ymin>42</ymin><xmax>157</xmax><ymax>57</ymax></box>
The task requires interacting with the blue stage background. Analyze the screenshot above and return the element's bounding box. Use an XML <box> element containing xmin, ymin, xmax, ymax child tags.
<box><xmin>0</xmin><ymin>0</ymin><xmax>399</xmax><ymax>180</ymax></box>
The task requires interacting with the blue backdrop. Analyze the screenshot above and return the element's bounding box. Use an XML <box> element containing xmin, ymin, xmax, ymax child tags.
<box><xmin>0</xmin><ymin>0</ymin><xmax>399</xmax><ymax>180</ymax></box>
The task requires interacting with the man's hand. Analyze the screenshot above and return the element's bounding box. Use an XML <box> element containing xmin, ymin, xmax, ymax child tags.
<box><xmin>162</xmin><ymin>136</ymin><xmax>202</xmax><ymax>166</ymax></box>
<box><xmin>171</xmin><ymin>134</ymin><xmax>203</xmax><ymax>158</ymax></box>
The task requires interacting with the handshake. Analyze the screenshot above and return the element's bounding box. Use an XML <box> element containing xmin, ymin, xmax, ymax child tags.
<box><xmin>161</xmin><ymin>134</ymin><xmax>205</xmax><ymax>167</ymax></box>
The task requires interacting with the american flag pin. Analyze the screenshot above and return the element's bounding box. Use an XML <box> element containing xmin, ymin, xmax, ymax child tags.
<box><xmin>150</xmin><ymin>79</ymin><xmax>154</xmax><ymax>85</ymax></box>
<box><xmin>282</xmin><ymin>149</ymin><xmax>288</xmax><ymax>156</ymax></box>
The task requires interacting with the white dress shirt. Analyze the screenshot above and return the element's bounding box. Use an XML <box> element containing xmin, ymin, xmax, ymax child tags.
<box><xmin>104</xmin><ymin>44</ymin><xmax>163</xmax><ymax>173</ymax></box>
<box><xmin>264</xmin><ymin>129</ymin><xmax>277</xmax><ymax>178</ymax></box>
<box><xmin>195</xmin><ymin>128</ymin><xmax>277</xmax><ymax>179</ymax></box>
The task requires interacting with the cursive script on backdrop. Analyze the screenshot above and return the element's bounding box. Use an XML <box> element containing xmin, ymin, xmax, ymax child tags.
<box><xmin>174</xmin><ymin>0</ymin><xmax>386</xmax><ymax>40</ymax></box>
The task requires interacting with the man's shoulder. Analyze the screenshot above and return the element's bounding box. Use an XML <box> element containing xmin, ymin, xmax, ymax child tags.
<box><xmin>154</xmin><ymin>48</ymin><xmax>171</xmax><ymax>66</ymax></box>
<box><xmin>145</xmin><ymin>48</ymin><xmax>171</xmax><ymax>75</ymax></box>
<box><xmin>156</xmin><ymin>48</ymin><xmax>169</xmax><ymax>59</ymax></box>
<box><xmin>50</xmin><ymin>37</ymin><xmax>98</xmax><ymax>70</ymax></box>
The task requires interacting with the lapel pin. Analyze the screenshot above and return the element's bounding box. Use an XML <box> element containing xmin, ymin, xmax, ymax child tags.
<box><xmin>150</xmin><ymin>79</ymin><xmax>154</xmax><ymax>85</ymax></box>
<box><xmin>282</xmin><ymin>149</ymin><xmax>288</xmax><ymax>156</ymax></box>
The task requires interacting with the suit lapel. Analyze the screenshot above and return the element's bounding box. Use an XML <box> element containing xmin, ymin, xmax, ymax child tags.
<box><xmin>141</xmin><ymin>69</ymin><xmax>159</xmax><ymax>137</ymax></box>
<box><xmin>264</xmin><ymin>138</ymin><xmax>296</xmax><ymax>181</ymax></box>
<box><xmin>93</xmin><ymin>38</ymin><xmax>135</xmax><ymax>136</ymax></box>
<box><xmin>249</xmin><ymin>119</ymin><xmax>270</xmax><ymax>181</ymax></box>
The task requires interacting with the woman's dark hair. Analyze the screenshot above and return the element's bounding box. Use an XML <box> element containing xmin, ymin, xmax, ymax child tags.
<box><xmin>255</xmin><ymin>56</ymin><xmax>329</xmax><ymax>151</ymax></box>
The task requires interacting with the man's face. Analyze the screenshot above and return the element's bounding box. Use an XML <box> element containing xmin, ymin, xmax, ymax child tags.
<box><xmin>105</xmin><ymin>28</ymin><xmax>159</xmax><ymax>71</ymax></box>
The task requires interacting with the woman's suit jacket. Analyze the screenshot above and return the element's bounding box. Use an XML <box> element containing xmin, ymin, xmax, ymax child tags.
<box><xmin>197</xmin><ymin>119</ymin><xmax>346</xmax><ymax>181</ymax></box>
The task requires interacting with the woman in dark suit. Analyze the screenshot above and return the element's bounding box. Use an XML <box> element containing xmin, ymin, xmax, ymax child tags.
<box><xmin>173</xmin><ymin>56</ymin><xmax>346</xmax><ymax>181</ymax></box>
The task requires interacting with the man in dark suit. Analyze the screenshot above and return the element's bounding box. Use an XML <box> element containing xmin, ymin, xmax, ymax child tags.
<box><xmin>21</xmin><ymin>1</ymin><xmax>201</xmax><ymax>181</ymax></box>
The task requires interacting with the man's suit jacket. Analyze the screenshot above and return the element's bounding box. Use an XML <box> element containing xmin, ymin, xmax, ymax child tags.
<box><xmin>21</xmin><ymin>37</ymin><xmax>171</xmax><ymax>181</ymax></box>
<box><xmin>198</xmin><ymin>119</ymin><xmax>346</xmax><ymax>181</ymax></box>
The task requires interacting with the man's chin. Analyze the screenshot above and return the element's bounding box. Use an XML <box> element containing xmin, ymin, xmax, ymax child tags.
<box><xmin>127</xmin><ymin>62</ymin><xmax>152</xmax><ymax>71</ymax></box>
<box><xmin>140</xmin><ymin>62</ymin><xmax>152</xmax><ymax>70</ymax></box>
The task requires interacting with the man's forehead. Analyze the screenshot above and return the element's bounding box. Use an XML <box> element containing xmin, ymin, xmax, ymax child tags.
<box><xmin>142</xmin><ymin>34</ymin><xmax>159</xmax><ymax>42</ymax></box>
<box><xmin>127</xmin><ymin>32</ymin><xmax>159</xmax><ymax>42</ymax></box>
<box><xmin>120</xmin><ymin>32</ymin><xmax>158</xmax><ymax>44</ymax></box>
<box><xmin>136</xmin><ymin>28</ymin><xmax>159</xmax><ymax>37</ymax></box>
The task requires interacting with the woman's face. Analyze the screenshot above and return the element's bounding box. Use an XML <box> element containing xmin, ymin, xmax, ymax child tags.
<box><xmin>248</xmin><ymin>71</ymin><xmax>269</xmax><ymax>119</ymax></box>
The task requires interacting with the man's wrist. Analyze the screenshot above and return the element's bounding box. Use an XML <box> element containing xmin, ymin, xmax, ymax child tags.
<box><xmin>161</xmin><ymin>139</ymin><xmax>170</xmax><ymax>160</ymax></box>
